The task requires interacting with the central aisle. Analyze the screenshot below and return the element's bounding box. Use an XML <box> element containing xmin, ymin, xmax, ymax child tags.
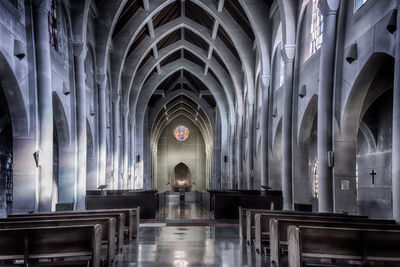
<box><xmin>114</xmin><ymin>193</ymin><xmax>270</xmax><ymax>266</ymax></box>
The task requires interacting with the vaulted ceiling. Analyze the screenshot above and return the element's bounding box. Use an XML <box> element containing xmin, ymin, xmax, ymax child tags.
<box><xmin>102</xmin><ymin>0</ymin><xmax>271</xmax><ymax>145</ymax></box>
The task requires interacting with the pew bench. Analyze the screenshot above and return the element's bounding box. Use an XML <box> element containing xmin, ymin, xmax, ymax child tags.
<box><xmin>85</xmin><ymin>194</ymin><xmax>157</xmax><ymax>219</ymax></box>
<box><xmin>270</xmin><ymin>218</ymin><xmax>400</xmax><ymax>267</ymax></box>
<box><xmin>3</xmin><ymin>213</ymin><xmax>125</xmax><ymax>253</ymax></box>
<box><xmin>239</xmin><ymin>208</ymin><xmax>273</xmax><ymax>240</ymax></box>
<box><xmin>213</xmin><ymin>194</ymin><xmax>282</xmax><ymax>219</ymax></box>
<box><xmin>242</xmin><ymin>208</ymin><xmax>367</xmax><ymax>245</ymax></box>
<box><xmin>0</xmin><ymin>225</ymin><xmax>102</xmax><ymax>267</ymax></box>
<box><xmin>288</xmin><ymin>226</ymin><xmax>400</xmax><ymax>267</ymax></box>
<box><xmin>254</xmin><ymin>212</ymin><xmax>394</xmax><ymax>254</ymax></box>
<box><xmin>0</xmin><ymin>218</ymin><xmax>116</xmax><ymax>263</ymax></box>
<box><xmin>9</xmin><ymin>208</ymin><xmax>140</xmax><ymax>241</ymax></box>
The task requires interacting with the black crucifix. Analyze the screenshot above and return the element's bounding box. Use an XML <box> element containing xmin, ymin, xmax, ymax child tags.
<box><xmin>370</xmin><ymin>170</ymin><xmax>377</xmax><ymax>185</ymax></box>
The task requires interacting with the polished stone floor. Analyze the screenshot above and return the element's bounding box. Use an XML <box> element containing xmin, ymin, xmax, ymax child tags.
<box><xmin>114</xmin><ymin>195</ymin><xmax>269</xmax><ymax>266</ymax></box>
<box><xmin>157</xmin><ymin>194</ymin><xmax>211</xmax><ymax>221</ymax></box>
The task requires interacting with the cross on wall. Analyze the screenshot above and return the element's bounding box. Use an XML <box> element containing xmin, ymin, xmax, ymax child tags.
<box><xmin>370</xmin><ymin>170</ymin><xmax>376</xmax><ymax>185</ymax></box>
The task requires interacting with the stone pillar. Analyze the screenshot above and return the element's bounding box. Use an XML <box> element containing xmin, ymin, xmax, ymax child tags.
<box><xmin>246</xmin><ymin>103</ymin><xmax>255</xmax><ymax>189</ymax></box>
<box><xmin>73</xmin><ymin>43</ymin><xmax>88</xmax><ymax>210</ymax></box>
<box><xmin>213</xmin><ymin>109</ymin><xmax>222</xmax><ymax>189</ymax></box>
<box><xmin>33</xmin><ymin>0</ymin><xmax>53</xmax><ymax>211</ymax></box>
<box><xmin>236</xmin><ymin>115</ymin><xmax>243</xmax><ymax>189</ymax></box>
<box><xmin>281</xmin><ymin>45</ymin><xmax>295</xmax><ymax>210</ymax></box>
<box><xmin>393</xmin><ymin>3</ymin><xmax>400</xmax><ymax>222</ymax></box>
<box><xmin>122</xmin><ymin>109</ymin><xmax>129</xmax><ymax>189</ymax></box>
<box><xmin>317</xmin><ymin>0</ymin><xmax>340</xmax><ymax>213</ymax></box>
<box><xmin>97</xmin><ymin>75</ymin><xmax>107</xmax><ymax>187</ymax></box>
<box><xmin>229</xmin><ymin>123</ymin><xmax>235</xmax><ymax>189</ymax></box>
<box><xmin>112</xmin><ymin>94</ymin><xmax>120</xmax><ymax>189</ymax></box>
<box><xmin>130</xmin><ymin>119</ymin><xmax>135</xmax><ymax>189</ymax></box>
<box><xmin>261</xmin><ymin>75</ymin><xmax>270</xmax><ymax>190</ymax></box>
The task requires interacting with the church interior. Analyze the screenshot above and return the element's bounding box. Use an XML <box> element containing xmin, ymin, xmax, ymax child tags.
<box><xmin>0</xmin><ymin>0</ymin><xmax>400</xmax><ymax>266</ymax></box>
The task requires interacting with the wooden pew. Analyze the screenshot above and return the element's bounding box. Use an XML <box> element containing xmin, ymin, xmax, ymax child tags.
<box><xmin>0</xmin><ymin>218</ymin><xmax>116</xmax><ymax>263</ymax></box>
<box><xmin>239</xmin><ymin>208</ymin><xmax>274</xmax><ymax>239</ymax></box>
<box><xmin>213</xmin><ymin>194</ymin><xmax>283</xmax><ymax>219</ymax></box>
<box><xmin>244</xmin><ymin>209</ymin><xmax>366</xmax><ymax>245</ymax></box>
<box><xmin>271</xmin><ymin>218</ymin><xmax>400</xmax><ymax>267</ymax></box>
<box><xmin>254</xmin><ymin>212</ymin><xmax>394</xmax><ymax>254</ymax></box>
<box><xmin>0</xmin><ymin>225</ymin><xmax>101</xmax><ymax>266</ymax></box>
<box><xmin>3</xmin><ymin>213</ymin><xmax>125</xmax><ymax>253</ymax></box>
<box><xmin>85</xmin><ymin>194</ymin><xmax>157</xmax><ymax>219</ymax></box>
<box><xmin>9</xmin><ymin>208</ymin><xmax>140</xmax><ymax>241</ymax></box>
<box><xmin>287</xmin><ymin>226</ymin><xmax>400</xmax><ymax>267</ymax></box>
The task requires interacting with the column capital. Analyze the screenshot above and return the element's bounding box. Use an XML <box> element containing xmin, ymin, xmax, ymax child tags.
<box><xmin>281</xmin><ymin>44</ymin><xmax>296</xmax><ymax>62</ymax></box>
<box><xmin>260</xmin><ymin>75</ymin><xmax>271</xmax><ymax>88</ymax></box>
<box><xmin>73</xmin><ymin>43</ymin><xmax>88</xmax><ymax>60</ymax></box>
<box><xmin>32</xmin><ymin>0</ymin><xmax>51</xmax><ymax>11</ymax></box>
<box><xmin>97</xmin><ymin>74</ymin><xmax>107</xmax><ymax>89</ymax></box>
<box><xmin>112</xmin><ymin>93</ymin><xmax>120</xmax><ymax>103</ymax></box>
<box><xmin>319</xmin><ymin>0</ymin><xmax>340</xmax><ymax>16</ymax></box>
<box><xmin>121</xmin><ymin>105</ymin><xmax>129</xmax><ymax>116</ymax></box>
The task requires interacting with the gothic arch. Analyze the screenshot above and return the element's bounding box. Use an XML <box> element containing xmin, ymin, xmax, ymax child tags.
<box><xmin>0</xmin><ymin>49</ymin><xmax>28</xmax><ymax>137</ymax></box>
<box><xmin>341</xmin><ymin>53</ymin><xmax>394</xmax><ymax>141</ymax></box>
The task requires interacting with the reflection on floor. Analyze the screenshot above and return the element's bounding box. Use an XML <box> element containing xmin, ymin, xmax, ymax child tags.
<box><xmin>157</xmin><ymin>194</ymin><xmax>211</xmax><ymax>221</ymax></box>
<box><xmin>115</xmin><ymin>226</ymin><xmax>268</xmax><ymax>267</ymax></box>
<box><xmin>114</xmin><ymin>195</ymin><xmax>270</xmax><ymax>266</ymax></box>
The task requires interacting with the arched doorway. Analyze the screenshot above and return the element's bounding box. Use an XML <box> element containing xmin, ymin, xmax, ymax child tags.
<box><xmin>340</xmin><ymin>53</ymin><xmax>394</xmax><ymax>217</ymax></box>
<box><xmin>172</xmin><ymin>163</ymin><xmax>191</xmax><ymax>192</ymax></box>
<box><xmin>0</xmin><ymin>50</ymin><xmax>30</xmax><ymax>214</ymax></box>
<box><xmin>357</xmin><ymin>89</ymin><xmax>393</xmax><ymax>218</ymax></box>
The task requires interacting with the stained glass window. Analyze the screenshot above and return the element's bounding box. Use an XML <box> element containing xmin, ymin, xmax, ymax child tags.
<box><xmin>312</xmin><ymin>160</ymin><xmax>319</xmax><ymax>198</ymax></box>
<box><xmin>279</xmin><ymin>56</ymin><xmax>285</xmax><ymax>87</ymax></box>
<box><xmin>310</xmin><ymin>0</ymin><xmax>323</xmax><ymax>55</ymax></box>
<box><xmin>174</xmin><ymin>125</ymin><xmax>189</xmax><ymax>141</ymax></box>
<box><xmin>48</xmin><ymin>0</ymin><xmax>58</xmax><ymax>51</ymax></box>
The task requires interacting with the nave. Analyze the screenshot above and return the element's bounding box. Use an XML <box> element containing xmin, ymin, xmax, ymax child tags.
<box><xmin>114</xmin><ymin>195</ymin><xmax>267</xmax><ymax>267</ymax></box>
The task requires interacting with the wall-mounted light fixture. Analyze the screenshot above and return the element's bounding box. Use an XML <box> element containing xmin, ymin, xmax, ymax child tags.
<box><xmin>14</xmin><ymin>39</ymin><xmax>25</xmax><ymax>60</ymax></box>
<box><xmin>272</xmin><ymin>106</ymin><xmax>277</xmax><ymax>117</ymax></box>
<box><xmin>62</xmin><ymin>82</ymin><xmax>70</xmax><ymax>95</ymax></box>
<box><xmin>345</xmin><ymin>43</ymin><xmax>357</xmax><ymax>64</ymax></box>
<box><xmin>299</xmin><ymin>84</ymin><xmax>306</xmax><ymax>98</ymax></box>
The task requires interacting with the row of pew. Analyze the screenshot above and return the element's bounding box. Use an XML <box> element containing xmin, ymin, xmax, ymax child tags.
<box><xmin>239</xmin><ymin>207</ymin><xmax>400</xmax><ymax>267</ymax></box>
<box><xmin>86</xmin><ymin>190</ymin><xmax>161</xmax><ymax>219</ymax></box>
<box><xmin>0</xmin><ymin>208</ymin><xmax>140</xmax><ymax>266</ymax></box>
<box><xmin>200</xmin><ymin>190</ymin><xmax>283</xmax><ymax>219</ymax></box>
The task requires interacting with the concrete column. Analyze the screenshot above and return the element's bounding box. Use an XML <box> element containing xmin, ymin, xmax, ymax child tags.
<box><xmin>122</xmin><ymin>109</ymin><xmax>129</xmax><ymax>189</ymax></box>
<box><xmin>317</xmin><ymin>0</ymin><xmax>340</xmax><ymax>213</ymax></box>
<box><xmin>236</xmin><ymin>114</ymin><xmax>243</xmax><ymax>189</ymax></box>
<box><xmin>130</xmin><ymin>120</ymin><xmax>135</xmax><ymax>189</ymax></box>
<box><xmin>73</xmin><ymin>43</ymin><xmax>88</xmax><ymax>210</ymax></box>
<box><xmin>33</xmin><ymin>0</ymin><xmax>53</xmax><ymax>211</ymax></box>
<box><xmin>112</xmin><ymin>94</ymin><xmax>120</xmax><ymax>189</ymax></box>
<box><xmin>392</xmin><ymin>2</ymin><xmax>400</xmax><ymax>222</ymax></box>
<box><xmin>261</xmin><ymin>75</ymin><xmax>271</xmax><ymax>190</ymax></box>
<box><xmin>281</xmin><ymin>45</ymin><xmax>295</xmax><ymax>210</ymax></box>
<box><xmin>229</xmin><ymin>123</ymin><xmax>235</xmax><ymax>189</ymax></box>
<box><xmin>246</xmin><ymin>103</ymin><xmax>255</xmax><ymax>189</ymax></box>
<box><xmin>97</xmin><ymin>75</ymin><xmax>107</xmax><ymax>187</ymax></box>
<box><xmin>213</xmin><ymin>109</ymin><xmax>221</xmax><ymax>189</ymax></box>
